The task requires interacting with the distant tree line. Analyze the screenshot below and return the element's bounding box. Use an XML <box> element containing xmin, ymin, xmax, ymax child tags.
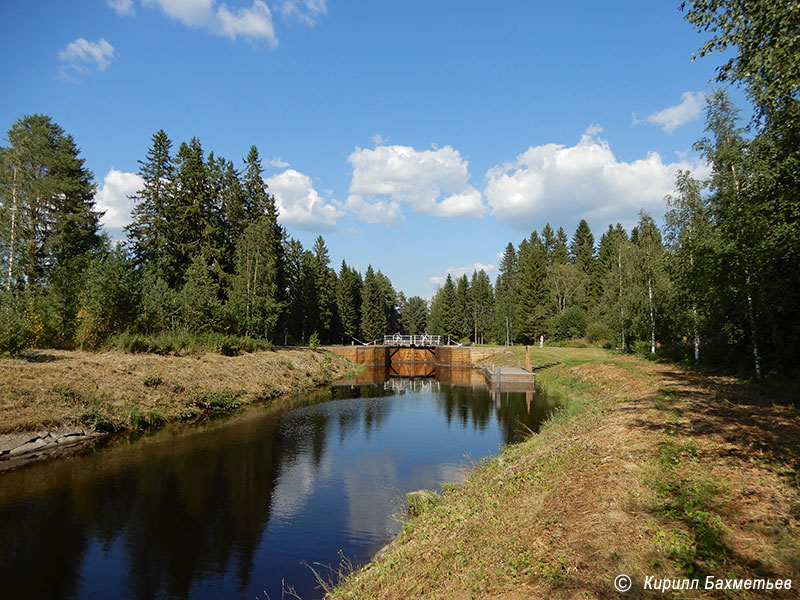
<box><xmin>0</xmin><ymin>122</ymin><xmax>416</xmax><ymax>352</ymax></box>
<box><xmin>1</xmin><ymin>0</ymin><xmax>798</xmax><ymax>376</ymax></box>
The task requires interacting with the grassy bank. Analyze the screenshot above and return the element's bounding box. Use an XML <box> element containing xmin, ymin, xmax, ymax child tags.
<box><xmin>329</xmin><ymin>347</ymin><xmax>800</xmax><ymax>599</ymax></box>
<box><xmin>0</xmin><ymin>347</ymin><xmax>355</xmax><ymax>435</ymax></box>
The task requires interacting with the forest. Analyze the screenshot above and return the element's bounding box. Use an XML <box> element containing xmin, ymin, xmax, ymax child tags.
<box><xmin>1</xmin><ymin>3</ymin><xmax>798</xmax><ymax>378</ymax></box>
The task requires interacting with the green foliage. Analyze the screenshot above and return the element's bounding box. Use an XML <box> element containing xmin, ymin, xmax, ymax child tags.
<box><xmin>179</xmin><ymin>254</ymin><xmax>223</xmax><ymax>333</ymax></box>
<box><xmin>360</xmin><ymin>265</ymin><xmax>388</xmax><ymax>341</ymax></box>
<box><xmin>308</xmin><ymin>331</ymin><xmax>320</xmax><ymax>349</ymax></box>
<box><xmin>427</xmin><ymin>274</ymin><xmax>458</xmax><ymax>338</ymax></box>
<box><xmin>0</xmin><ymin>289</ymin><xmax>30</xmax><ymax>356</ymax></box>
<box><xmin>337</xmin><ymin>260</ymin><xmax>363</xmax><ymax>342</ymax></box>
<box><xmin>76</xmin><ymin>246</ymin><xmax>139</xmax><ymax>349</ymax></box>
<box><xmin>107</xmin><ymin>331</ymin><xmax>272</xmax><ymax>355</ymax></box>
<box><xmin>227</xmin><ymin>216</ymin><xmax>283</xmax><ymax>340</ymax></box>
<box><xmin>400</xmin><ymin>295</ymin><xmax>428</xmax><ymax>336</ymax></box>
<box><xmin>585</xmin><ymin>321</ymin><xmax>610</xmax><ymax>344</ymax></box>
<box><xmin>549</xmin><ymin>306</ymin><xmax>587</xmax><ymax>340</ymax></box>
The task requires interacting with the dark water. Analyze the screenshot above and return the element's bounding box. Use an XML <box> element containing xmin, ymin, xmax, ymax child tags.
<box><xmin>0</xmin><ymin>366</ymin><xmax>557</xmax><ymax>600</ymax></box>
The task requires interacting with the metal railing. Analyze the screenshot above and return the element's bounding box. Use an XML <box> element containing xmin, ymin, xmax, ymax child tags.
<box><xmin>382</xmin><ymin>334</ymin><xmax>442</xmax><ymax>347</ymax></box>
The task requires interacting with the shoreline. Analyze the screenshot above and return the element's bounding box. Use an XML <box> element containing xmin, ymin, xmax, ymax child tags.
<box><xmin>328</xmin><ymin>347</ymin><xmax>800</xmax><ymax>599</ymax></box>
<box><xmin>0</xmin><ymin>347</ymin><xmax>357</xmax><ymax>471</ymax></box>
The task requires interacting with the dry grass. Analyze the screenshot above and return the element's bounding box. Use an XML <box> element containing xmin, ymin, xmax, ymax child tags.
<box><xmin>0</xmin><ymin>348</ymin><xmax>355</xmax><ymax>434</ymax></box>
<box><xmin>329</xmin><ymin>347</ymin><xmax>800</xmax><ymax>599</ymax></box>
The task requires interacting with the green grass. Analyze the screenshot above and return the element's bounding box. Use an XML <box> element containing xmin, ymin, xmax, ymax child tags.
<box><xmin>106</xmin><ymin>331</ymin><xmax>274</xmax><ymax>356</ymax></box>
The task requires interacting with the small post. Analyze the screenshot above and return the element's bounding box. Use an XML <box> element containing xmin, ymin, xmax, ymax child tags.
<box><xmin>525</xmin><ymin>345</ymin><xmax>531</xmax><ymax>371</ymax></box>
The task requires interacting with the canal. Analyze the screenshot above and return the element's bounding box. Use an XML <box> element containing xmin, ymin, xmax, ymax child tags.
<box><xmin>0</xmin><ymin>365</ymin><xmax>558</xmax><ymax>600</ymax></box>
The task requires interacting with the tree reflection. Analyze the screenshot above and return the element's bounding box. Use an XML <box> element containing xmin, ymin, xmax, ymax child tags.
<box><xmin>0</xmin><ymin>366</ymin><xmax>559</xmax><ymax>600</ymax></box>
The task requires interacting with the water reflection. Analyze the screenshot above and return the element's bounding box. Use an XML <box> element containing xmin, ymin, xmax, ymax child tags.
<box><xmin>0</xmin><ymin>366</ymin><xmax>557</xmax><ymax>600</ymax></box>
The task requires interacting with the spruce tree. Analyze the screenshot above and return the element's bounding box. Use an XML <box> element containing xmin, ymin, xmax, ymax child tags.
<box><xmin>360</xmin><ymin>266</ymin><xmax>386</xmax><ymax>342</ymax></box>
<box><xmin>516</xmin><ymin>231</ymin><xmax>548</xmax><ymax>343</ymax></box>
<box><xmin>1</xmin><ymin>114</ymin><xmax>101</xmax><ymax>347</ymax></box>
<box><xmin>227</xmin><ymin>216</ymin><xmax>283</xmax><ymax>339</ymax></box>
<box><xmin>126</xmin><ymin>129</ymin><xmax>174</xmax><ymax>280</ymax></box>
<box><xmin>400</xmin><ymin>295</ymin><xmax>428</xmax><ymax>335</ymax></box>
<box><xmin>493</xmin><ymin>242</ymin><xmax>519</xmax><ymax>344</ymax></box>
<box><xmin>337</xmin><ymin>260</ymin><xmax>362</xmax><ymax>342</ymax></box>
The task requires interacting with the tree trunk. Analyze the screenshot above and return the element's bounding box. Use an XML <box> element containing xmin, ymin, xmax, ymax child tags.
<box><xmin>7</xmin><ymin>168</ymin><xmax>17</xmax><ymax>291</ymax></box>
<box><xmin>745</xmin><ymin>270</ymin><xmax>762</xmax><ymax>379</ymax></box>
<box><xmin>648</xmin><ymin>276</ymin><xmax>656</xmax><ymax>355</ymax></box>
<box><xmin>689</xmin><ymin>250</ymin><xmax>699</xmax><ymax>362</ymax></box>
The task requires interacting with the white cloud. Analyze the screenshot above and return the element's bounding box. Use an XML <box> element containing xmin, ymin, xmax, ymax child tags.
<box><xmin>265</xmin><ymin>169</ymin><xmax>340</xmax><ymax>231</ymax></box>
<box><xmin>107</xmin><ymin>0</ymin><xmax>135</xmax><ymax>16</ymax></box>
<box><xmin>428</xmin><ymin>262</ymin><xmax>496</xmax><ymax>287</ymax></box>
<box><xmin>346</xmin><ymin>144</ymin><xmax>486</xmax><ymax>226</ymax></box>
<box><xmin>142</xmin><ymin>0</ymin><xmax>277</xmax><ymax>44</ymax></box>
<box><xmin>278</xmin><ymin>0</ymin><xmax>327</xmax><ymax>26</ymax></box>
<box><xmin>643</xmin><ymin>91</ymin><xmax>706</xmax><ymax>133</ymax></box>
<box><xmin>371</xmin><ymin>133</ymin><xmax>389</xmax><ymax>146</ymax></box>
<box><xmin>485</xmin><ymin>126</ymin><xmax>709</xmax><ymax>231</ymax></box>
<box><xmin>58</xmin><ymin>38</ymin><xmax>115</xmax><ymax>78</ymax></box>
<box><xmin>268</xmin><ymin>156</ymin><xmax>289</xmax><ymax>168</ymax></box>
<box><xmin>95</xmin><ymin>169</ymin><xmax>143</xmax><ymax>233</ymax></box>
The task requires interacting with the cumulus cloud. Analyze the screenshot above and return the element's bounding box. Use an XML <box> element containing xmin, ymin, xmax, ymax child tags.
<box><xmin>59</xmin><ymin>38</ymin><xmax>115</xmax><ymax>78</ymax></box>
<box><xmin>642</xmin><ymin>91</ymin><xmax>706</xmax><ymax>133</ymax></box>
<box><xmin>265</xmin><ymin>168</ymin><xmax>340</xmax><ymax>231</ymax></box>
<box><xmin>428</xmin><ymin>262</ymin><xmax>496</xmax><ymax>288</ymax></box>
<box><xmin>107</xmin><ymin>0</ymin><xmax>135</xmax><ymax>16</ymax></box>
<box><xmin>95</xmin><ymin>169</ymin><xmax>144</xmax><ymax>235</ymax></box>
<box><xmin>485</xmin><ymin>126</ymin><xmax>708</xmax><ymax>231</ymax></box>
<box><xmin>142</xmin><ymin>0</ymin><xmax>277</xmax><ymax>44</ymax></box>
<box><xmin>346</xmin><ymin>144</ymin><xmax>486</xmax><ymax>226</ymax></box>
<box><xmin>268</xmin><ymin>156</ymin><xmax>289</xmax><ymax>168</ymax></box>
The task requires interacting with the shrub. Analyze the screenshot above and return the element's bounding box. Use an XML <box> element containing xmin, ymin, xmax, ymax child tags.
<box><xmin>585</xmin><ymin>321</ymin><xmax>611</xmax><ymax>344</ymax></box>
<box><xmin>0</xmin><ymin>290</ymin><xmax>31</xmax><ymax>357</ymax></box>
<box><xmin>308</xmin><ymin>331</ymin><xmax>321</xmax><ymax>349</ymax></box>
<box><xmin>549</xmin><ymin>307</ymin><xmax>587</xmax><ymax>340</ymax></box>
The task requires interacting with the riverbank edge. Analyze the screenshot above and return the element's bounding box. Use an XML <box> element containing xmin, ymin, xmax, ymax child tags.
<box><xmin>326</xmin><ymin>347</ymin><xmax>800</xmax><ymax>599</ymax></box>
<box><xmin>0</xmin><ymin>347</ymin><xmax>360</xmax><ymax>471</ymax></box>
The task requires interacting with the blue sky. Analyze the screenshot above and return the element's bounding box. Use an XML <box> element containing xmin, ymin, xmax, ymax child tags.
<box><xmin>0</xmin><ymin>1</ymin><xmax>747</xmax><ymax>298</ymax></box>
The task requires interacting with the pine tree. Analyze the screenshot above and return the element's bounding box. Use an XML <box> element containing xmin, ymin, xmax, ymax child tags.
<box><xmin>227</xmin><ymin>216</ymin><xmax>283</xmax><ymax>339</ymax></box>
<box><xmin>553</xmin><ymin>227</ymin><xmax>570</xmax><ymax>265</ymax></box>
<box><xmin>469</xmin><ymin>270</ymin><xmax>494</xmax><ymax>344</ymax></box>
<box><xmin>360</xmin><ymin>266</ymin><xmax>386</xmax><ymax>342</ymax></box>
<box><xmin>516</xmin><ymin>231</ymin><xmax>548</xmax><ymax>343</ymax></box>
<box><xmin>428</xmin><ymin>274</ymin><xmax>458</xmax><ymax>341</ymax></box>
<box><xmin>126</xmin><ymin>130</ymin><xmax>174</xmax><ymax>280</ymax></box>
<box><xmin>570</xmin><ymin>219</ymin><xmax>597</xmax><ymax>306</ymax></box>
<box><xmin>169</xmin><ymin>137</ymin><xmax>218</xmax><ymax>286</ymax></box>
<box><xmin>455</xmin><ymin>274</ymin><xmax>471</xmax><ymax>340</ymax></box>
<box><xmin>493</xmin><ymin>243</ymin><xmax>519</xmax><ymax>344</ymax></box>
<box><xmin>541</xmin><ymin>223</ymin><xmax>557</xmax><ymax>265</ymax></box>
<box><xmin>400</xmin><ymin>295</ymin><xmax>428</xmax><ymax>335</ymax></box>
<box><xmin>1</xmin><ymin>114</ymin><xmax>102</xmax><ymax>347</ymax></box>
<box><xmin>311</xmin><ymin>236</ymin><xmax>339</xmax><ymax>342</ymax></box>
<box><xmin>179</xmin><ymin>254</ymin><xmax>223</xmax><ymax>333</ymax></box>
<box><xmin>337</xmin><ymin>260</ymin><xmax>362</xmax><ymax>342</ymax></box>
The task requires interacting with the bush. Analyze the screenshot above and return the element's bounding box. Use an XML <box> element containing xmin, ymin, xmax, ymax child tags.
<box><xmin>549</xmin><ymin>307</ymin><xmax>587</xmax><ymax>340</ymax></box>
<box><xmin>585</xmin><ymin>321</ymin><xmax>611</xmax><ymax>344</ymax></box>
<box><xmin>106</xmin><ymin>331</ymin><xmax>272</xmax><ymax>355</ymax></box>
<box><xmin>0</xmin><ymin>290</ymin><xmax>31</xmax><ymax>356</ymax></box>
<box><xmin>308</xmin><ymin>331</ymin><xmax>321</xmax><ymax>349</ymax></box>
